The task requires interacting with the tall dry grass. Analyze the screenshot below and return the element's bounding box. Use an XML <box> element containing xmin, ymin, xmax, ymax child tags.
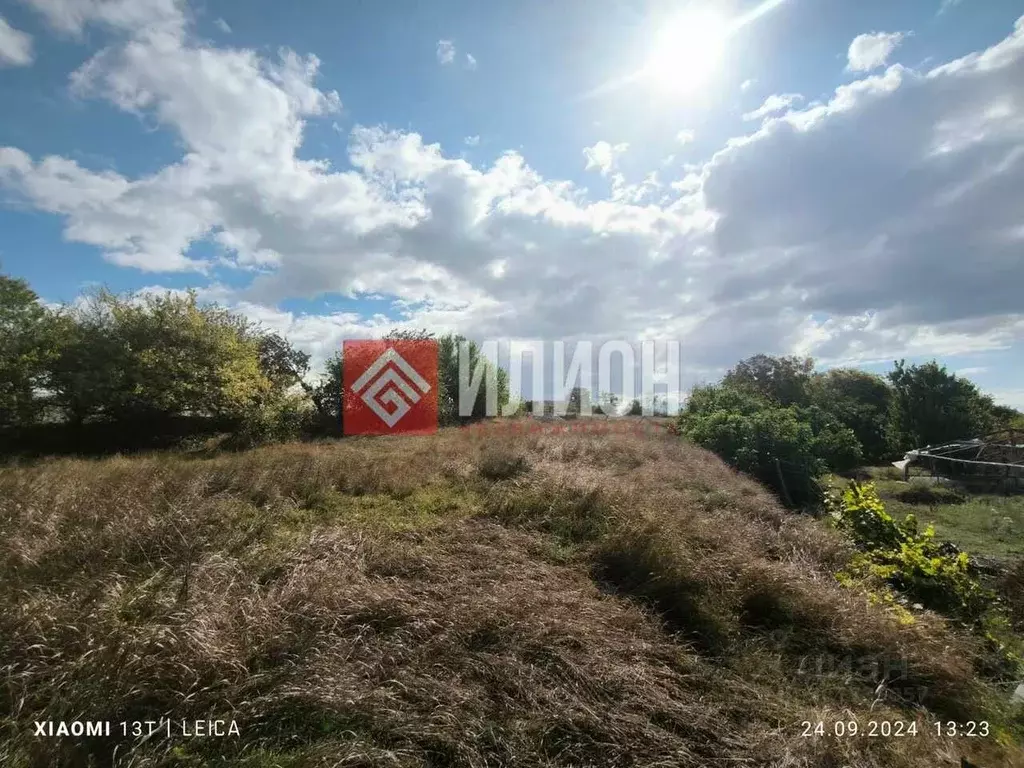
<box><xmin>0</xmin><ymin>427</ymin><xmax>1020</xmax><ymax>767</ymax></box>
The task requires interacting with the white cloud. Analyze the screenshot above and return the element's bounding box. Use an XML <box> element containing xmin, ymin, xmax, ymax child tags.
<box><xmin>740</xmin><ymin>78</ymin><xmax>756</xmax><ymax>92</ymax></box>
<box><xmin>0</xmin><ymin>16</ymin><xmax>34</xmax><ymax>66</ymax></box>
<box><xmin>938</xmin><ymin>0</ymin><xmax>962</xmax><ymax>15</ymax></box>
<box><xmin>610</xmin><ymin>171</ymin><xmax>661</xmax><ymax>205</ymax></box>
<box><xmin>214</xmin><ymin>17</ymin><xmax>230</xmax><ymax>33</ymax></box>
<box><xmin>741</xmin><ymin>93</ymin><xmax>803</xmax><ymax>121</ymax></box>
<box><xmin>465</xmin><ymin>52</ymin><xmax>477</xmax><ymax>70</ymax></box>
<box><xmin>582</xmin><ymin>140</ymin><xmax>628</xmax><ymax>176</ymax></box>
<box><xmin>989</xmin><ymin>388</ymin><xmax>1024</xmax><ymax>410</ymax></box>
<box><xmin>2</xmin><ymin>2</ymin><xmax>1024</xmax><ymax>380</ymax></box>
<box><xmin>464</xmin><ymin>135</ymin><xmax>480</xmax><ymax>147</ymax></box>
<box><xmin>21</xmin><ymin>0</ymin><xmax>187</xmax><ymax>37</ymax></box>
<box><xmin>676</xmin><ymin>129</ymin><xmax>695</xmax><ymax>145</ymax></box>
<box><xmin>954</xmin><ymin>366</ymin><xmax>988</xmax><ymax>377</ymax></box>
<box><xmin>847</xmin><ymin>31</ymin><xmax>905</xmax><ymax>72</ymax></box>
<box><xmin>700</xmin><ymin>16</ymin><xmax>1024</xmax><ymax>364</ymax></box>
<box><xmin>436</xmin><ymin>39</ymin><xmax>455</xmax><ymax>65</ymax></box>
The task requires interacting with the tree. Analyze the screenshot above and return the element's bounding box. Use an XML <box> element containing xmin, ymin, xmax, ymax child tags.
<box><xmin>0</xmin><ymin>274</ymin><xmax>58</xmax><ymax>427</ymax></box>
<box><xmin>722</xmin><ymin>354</ymin><xmax>815</xmax><ymax>407</ymax></box>
<box><xmin>887</xmin><ymin>360</ymin><xmax>995</xmax><ymax>451</ymax></box>
<box><xmin>566</xmin><ymin>386</ymin><xmax>584</xmax><ymax>417</ymax></box>
<box><xmin>990</xmin><ymin>404</ymin><xmax>1024</xmax><ymax>431</ymax></box>
<box><xmin>809</xmin><ymin>368</ymin><xmax>893</xmax><ymax>463</ymax></box>
<box><xmin>309</xmin><ymin>350</ymin><xmax>343</xmax><ymax>426</ymax></box>
<box><xmin>434</xmin><ymin>332</ymin><xmax>508</xmax><ymax>425</ymax></box>
<box><xmin>257</xmin><ymin>331</ymin><xmax>310</xmax><ymax>391</ymax></box>
<box><xmin>46</xmin><ymin>289</ymin><xmax>280</xmax><ymax>424</ymax></box>
<box><xmin>309</xmin><ymin>331</ymin><xmax>510</xmax><ymax>432</ymax></box>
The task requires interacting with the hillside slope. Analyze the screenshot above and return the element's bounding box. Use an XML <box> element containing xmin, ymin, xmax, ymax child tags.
<box><xmin>1</xmin><ymin>427</ymin><xmax>1021</xmax><ymax>767</ymax></box>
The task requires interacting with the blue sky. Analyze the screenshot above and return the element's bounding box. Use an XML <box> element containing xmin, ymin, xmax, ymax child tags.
<box><xmin>1</xmin><ymin>0</ymin><xmax>1023</xmax><ymax>405</ymax></box>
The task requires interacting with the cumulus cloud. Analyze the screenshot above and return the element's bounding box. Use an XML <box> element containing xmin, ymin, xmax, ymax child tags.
<box><xmin>741</xmin><ymin>93</ymin><xmax>803</xmax><ymax>121</ymax></box>
<box><xmin>465</xmin><ymin>53</ymin><xmax>477</xmax><ymax>70</ymax></box>
<box><xmin>847</xmin><ymin>31</ymin><xmax>905</xmax><ymax>72</ymax></box>
<box><xmin>464</xmin><ymin>135</ymin><xmax>480</xmax><ymax>147</ymax></box>
<box><xmin>436</xmin><ymin>39</ymin><xmax>455</xmax><ymax>65</ymax></box>
<box><xmin>676</xmin><ymin>129</ymin><xmax>695</xmax><ymax>145</ymax></box>
<box><xmin>0</xmin><ymin>16</ymin><xmax>34</xmax><ymax>66</ymax></box>
<box><xmin>22</xmin><ymin>0</ymin><xmax>187</xmax><ymax>37</ymax></box>
<box><xmin>702</xmin><ymin>16</ymin><xmax>1024</xmax><ymax>363</ymax></box>
<box><xmin>1</xmin><ymin>1</ymin><xmax>1024</xmax><ymax>381</ymax></box>
<box><xmin>213</xmin><ymin>17</ymin><xmax>230</xmax><ymax>33</ymax></box>
<box><xmin>582</xmin><ymin>140</ymin><xmax>629</xmax><ymax>176</ymax></box>
<box><xmin>740</xmin><ymin>78</ymin><xmax>756</xmax><ymax>92</ymax></box>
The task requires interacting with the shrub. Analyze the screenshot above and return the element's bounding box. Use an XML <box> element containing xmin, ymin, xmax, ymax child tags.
<box><xmin>225</xmin><ymin>393</ymin><xmax>312</xmax><ymax>449</ymax></box>
<box><xmin>678</xmin><ymin>384</ymin><xmax>861</xmax><ymax>508</ymax></box>
<box><xmin>828</xmin><ymin>482</ymin><xmax>990</xmax><ymax>621</ymax></box>
<box><xmin>809</xmin><ymin>368</ymin><xmax>893</xmax><ymax>464</ymax></box>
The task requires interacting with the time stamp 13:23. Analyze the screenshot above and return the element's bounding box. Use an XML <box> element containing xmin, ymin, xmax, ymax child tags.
<box><xmin>801</xmin><ymin>720</ymin><xmax>990</xmax><ymax>738</ymax></box>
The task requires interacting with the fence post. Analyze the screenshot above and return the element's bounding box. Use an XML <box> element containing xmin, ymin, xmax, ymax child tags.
<box><xmin>774</xmin><ymin>458</ymin><xmax>795</xmax><ymax>508</ymax></box>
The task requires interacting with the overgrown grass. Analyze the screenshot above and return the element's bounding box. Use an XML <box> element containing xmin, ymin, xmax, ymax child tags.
<box><xmin>1</xmin><ymin>433</ymin><xmax>1022</xmax><ymax>767</ymax></box>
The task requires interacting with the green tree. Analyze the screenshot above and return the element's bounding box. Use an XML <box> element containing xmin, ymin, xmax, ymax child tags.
<box><xmin>309</xmin><ymin>350</ymin><xmax>343</xmax><ymax>427</ymax></box>
<box><xmin>311</xmin><ymin>331</ymin><xmax>510</xmax><ymax>432</ymax></box>
<box><xmin>47</xmin><ymin>289</ymin><xmax>280</xmax><ymax>424</ymax></box>
<box><xmin>722</xmin><ymin>353</ymin><xmax>815</xmax><ymax>407</ymax></box>
<box><xmin>809</xmin><ymin>368</ymin><xmax>893</xmax><ymax>463</ymax></box>
<box><xmin>887</xmin><ymin>360</ymin><xmax>995</xmax><ymax>451</ymax></box>
<box><xmin>0</xmin><ymin>274</ymin><xmax>58</xmax><ymax>427</ymax></box>
<box><xmin>990</xmin><ymin>404</ymin><xmax>1024</xmax><ymax>431</ymax></box>
<box><xmin>257</xmin><ymin>331</ymin><xmax>310</xmax><ymax>391</ymax></box>
<box><xmin>432</xmin><ymin>332</ymin><xmax>508</xmax><ymax>425</ymax></box>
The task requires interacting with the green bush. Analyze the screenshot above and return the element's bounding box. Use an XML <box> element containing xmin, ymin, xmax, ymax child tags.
<box><xmin>828</xmin><ymin>482</ymin><xmax>990</xmax><ymax>621</ymax></box>
<box><xmin>677</xmin><ymin>384</ymin><xmax>861</xmax><ymax>507</ymax></box>
<box><xmin>226</xmin><ymin>393</ymin><xmax>312</xmax><ymax>449</ymax></box>
<box><xmin>808</xmin><ymin>368</ymin><xmax>893</xmax><ymax>463</ymax></box>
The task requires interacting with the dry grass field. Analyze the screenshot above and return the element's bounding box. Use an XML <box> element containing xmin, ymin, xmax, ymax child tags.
<box><xmin>1</xmin><ymin>425</ymin><xmax>1022</xmax><ymax>767</ymax></box>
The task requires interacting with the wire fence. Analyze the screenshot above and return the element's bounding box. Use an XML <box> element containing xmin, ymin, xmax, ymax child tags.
<box><xmin>902</xmin><ymin>429</ymin><xmax>1024</xmax><ymax>494</ymax></box>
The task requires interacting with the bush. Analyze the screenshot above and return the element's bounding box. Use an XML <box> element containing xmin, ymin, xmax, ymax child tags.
<box><xmin>677</xmin><ymin>384</ymin><xmax>861</xmax><ymax>508</ymax></box>
<box><xmin>809</xmin><ymin>368</ymin><xmax>893</xmax><ymax>463</ymax></box>
<box><xmin>828</xmin><ymin>482</ymin><xmax>990</xmax><ymax>621</ymax></box>
<box><xmin>225</xmin><ymin>393</ymin><xmax>312</xmax><ymax>450</ymax></box>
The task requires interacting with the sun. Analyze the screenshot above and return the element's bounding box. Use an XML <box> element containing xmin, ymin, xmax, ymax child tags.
<box><xmin>644</xmin><ymin>6</ymin><xmax>730</xmax><ymax>96</ymax></box>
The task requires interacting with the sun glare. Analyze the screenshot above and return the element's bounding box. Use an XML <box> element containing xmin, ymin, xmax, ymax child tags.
<box><xmin>644</xmin><ymin>6</ymin><xmax>730</xmax><ymax>96</ymax></box>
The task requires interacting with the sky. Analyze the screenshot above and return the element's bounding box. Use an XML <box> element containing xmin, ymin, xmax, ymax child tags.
<box><xmin>1</xmin><ymin>0</ymin><xmax>1023</xmax><ymax>406</ymax></box>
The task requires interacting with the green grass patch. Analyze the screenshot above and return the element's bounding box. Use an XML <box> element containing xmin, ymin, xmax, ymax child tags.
<box><xmin>829</xmin><ymin>471</ymin><xmax>1024</xmax><ymax>560</ymax></box>
<box><xmin>292</xmin><ymin>484</ymin><xmax>481</xmax><ymax>532</ymax></box>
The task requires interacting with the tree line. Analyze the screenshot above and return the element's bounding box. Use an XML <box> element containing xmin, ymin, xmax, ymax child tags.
<box><xmin>2</xmin><ymin>271</ymin><xmax>1020</xmax><ymax>468</ymax></box>
<box><xmin>0</xmin><ymin>273</ymin><xmax>506</xmax><ymax>455</ymax></box>
<box><xmin>677</xmin><ymin>353</ymin><xmax>1023</xmax><ymax>507</ymax></box>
